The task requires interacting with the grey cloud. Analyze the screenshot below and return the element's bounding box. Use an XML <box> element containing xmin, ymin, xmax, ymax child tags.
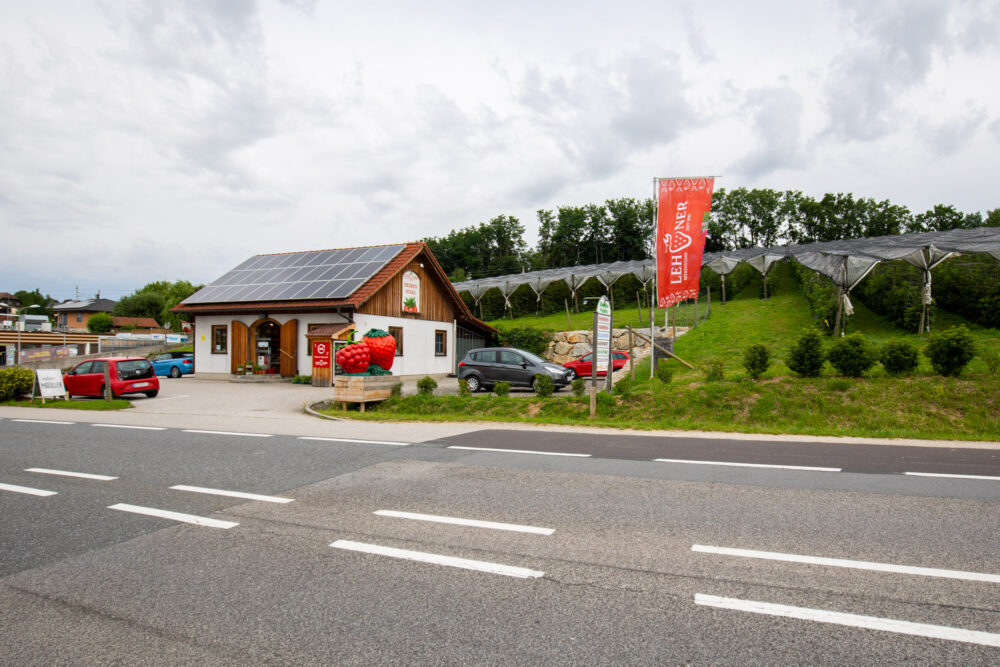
<box><xmin>731</xmin><ymin>86</ymin><xmax>806</xmax><ymax>178</ymax></box>
<box><xmin>919</xmin><ymin>108</ymin><xmax>987</xmax><ymax>157</ymax></box>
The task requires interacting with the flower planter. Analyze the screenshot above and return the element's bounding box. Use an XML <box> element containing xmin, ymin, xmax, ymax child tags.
<box><xmin>333</xmin><ymin>375</ymin><xmax>396</xmax><ymax>412</ymax></box>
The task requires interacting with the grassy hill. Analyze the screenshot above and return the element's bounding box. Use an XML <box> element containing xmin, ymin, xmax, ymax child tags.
<box><xmin>354</xmin><ymin>262</ymin><xmax>1000</xmax><ymax>440</ymax></box>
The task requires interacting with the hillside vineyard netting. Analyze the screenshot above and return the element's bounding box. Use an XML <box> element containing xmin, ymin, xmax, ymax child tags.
<box><xmin>451</xmin><ymin>226</ymin><xmax>1000</xmax><ymax>333</ymax></box>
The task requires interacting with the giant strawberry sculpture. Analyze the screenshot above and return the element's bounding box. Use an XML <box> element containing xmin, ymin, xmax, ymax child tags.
<box><xmin>362</xmin><ymin>329</ymin><xmax>396</xmax><ymax>371</ymax></box>
<box><xmin>335</xmin><ymin>341</ymin><xmax>370</xmax><ymax>374</ymax></box>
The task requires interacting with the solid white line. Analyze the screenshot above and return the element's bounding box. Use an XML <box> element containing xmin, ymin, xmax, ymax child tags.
<box><xmin>25</xmin><ymin>468</ymin><xmax>118</xmax><ymax>481</ymax></box>
<box><xmin>108</xmin><ymin>503</ymin><xmax>238</xmax><ymax>529</ymax></box>
<box><xmin>694</xmin><ymin>594</ymin><xmax>1000</xmax><ymax>647</ymax></box>
<box><xmin>448</xmin><ymin>445</ymin><xmax>591</xmax><ymax>458</ymax></box>
<box><xmin>299</xmin><ymin>436</ymin><xmax>409</xmax><ymax>446</ymax></box>
<box><xmin>905</xmin><ymin>471</ymin><xmax>1000</xmax><ymax>482</ymax></box>
<box><xmin>692</xmin><ymin>544</ymin><xmax>1000</xmax><ymax>584</ymax></box>
<box><xmin>655</xmin><ymin>458</ymin><xmax>840</xmax><ymax>472</ymax></box>
<box><xmin>182</xmin><ymin>429</ymin><xmax>273</xmax><ymax>438</ymax></box>
<box><xmin>11</xmin><ymin>419</ymin><xmax>74</xmax><ymax>425</ymax></box>
<box><xmin>170</xmin><ymin>485</ymin><xmax>293</xmax><ymax>504</ymax></box>
<box><xmin>0</xmin><ymin>482</ymin><xmax>58</xmax><ymax>497</ymax></box>
<box><xmin>330</xmin><ymin>540</ymin><xmax>544</xmax><ymax>578</ymax></box>
<box><xmin>92</xmin><ymin>423</ymin><xmax>166</xmax><ymax>431</ymax></box>
<box><xmin>374</xmin><ymin>510</ymin><xmax>554</xmax><ymax>535</ymax></box>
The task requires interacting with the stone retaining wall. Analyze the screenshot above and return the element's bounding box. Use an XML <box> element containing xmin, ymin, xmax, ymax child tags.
<box><xmin>544</xmin><ymin>329</ymin><xmax>652</xmax><ymax>364</ymax></box>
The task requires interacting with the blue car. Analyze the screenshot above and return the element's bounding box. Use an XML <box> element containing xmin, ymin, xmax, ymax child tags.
<box><xmin>150</xmin><ymin>352</ymin><xmax>194</xmax><ymax>378</ymax></box>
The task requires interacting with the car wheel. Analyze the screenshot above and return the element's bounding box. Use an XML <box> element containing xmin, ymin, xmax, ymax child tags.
<box><xmin>565</xmin><ymin>368</ymin><xmax>576</xmax><ymax>381</ymax></box>
<box><xmin>145</xmin><ymin>390</ymin><xmax>159</xmax><ymax>398</ymax></box>
<box><xmin>169</xmin><ymin>366</ymin><xmax>181</xmax><ymax>378</ymax></box>
<box><xmin>464</xmin><ymin>375</ymin><xmax>481</xmax><ymax>392</ymax></box>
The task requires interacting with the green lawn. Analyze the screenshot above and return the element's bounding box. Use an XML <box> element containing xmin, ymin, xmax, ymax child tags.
<box><xmin>330</xmin><ymin>264</ymin><xmax>1000</xmax><ymax>440</ymax></box>
<box><xmin>1</xmin><ymin>398</ymin><xmax>133</xmax><ymax>410</ymax></box>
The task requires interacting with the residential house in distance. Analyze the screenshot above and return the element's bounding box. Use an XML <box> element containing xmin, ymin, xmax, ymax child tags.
<box><xmin>52</xmin><ymin>297</ymin><xmax>118</xmax><ymax>332</ymax></box>
<box><xmin>112</xmin><ymin>316</ymin><xmax>165</xmax><ymax>333</ymax></box>
<box><xmin>0</xmin><ymin>292</ymin><xmax>21</xmax><ymax>315</ymax></box>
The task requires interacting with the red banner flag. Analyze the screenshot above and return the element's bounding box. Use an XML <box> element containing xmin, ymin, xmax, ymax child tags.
<box><xmin>656</xmin><ymin>177</ymin><xmax>715</xmax><ymax>308</ymax></box>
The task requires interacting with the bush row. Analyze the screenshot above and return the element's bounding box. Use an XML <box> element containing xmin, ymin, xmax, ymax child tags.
<box><xmin>0</xmin><ymin>366</ymin><xmax>35</xmax><ymax>401</ymax></box>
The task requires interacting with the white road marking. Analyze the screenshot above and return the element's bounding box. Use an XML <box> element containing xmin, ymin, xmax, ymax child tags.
<box><xmin>25</xmin><ymin>468</ymin><xmax>118</xmax><ymax>481</ymax></box>
<box><xmin>694</xmin><ymin>593</ymin><xmax>1000</xmax><ymax>647</ymax></box>
<box><xmin>655</xmin><ymin>458</ymin><xmax>840</xmax><ymax>472</ymax></box>
<box><xmin>692</xmin><ymin>544</ymin><xmax>1000</xmax><ymax>584</ymax></box>
<box><xmin>108</xmin><ymin>503</ymin><xmax>238</xmax><ymax>529</ymax></box>
<box><xmin>182</xmin><ymin>429</ymin><xmax>273</xmax><ymax>438</ymax></box>
<box><xmin>448</xmin><ymin>445</ymin><xmax>591</xmax><ymax>458</ymax></box>
<box><xmin>905</xmin><ymin>471</ymin><xmax>1000</xmax><ymax>482</ymax></box>
<box><xmin>92</xmin><ymin>423</ymin><xmax>166</xmax><ymax>431</ymax></box>
<box><xmin>330</xmin><ymin>540</ymin><xmax>544</xmax><ymax>578</ymax></box>
<box><xmin>170</xmin><ymin>485</ymin><xmax>294</xmax><ymax>504</ymax></box>
<box><xmin>11</xmin><ymin>419</ymin><xmax>74</xmax><ymax>425</ymax></box>
<box><xmin>374</xmin><ymin>510</ymin><xmax>554</xmax><ymax>535</ymax></box>
<box><xmin>299</xmin><ymin>436</ymin><xmax>409</xmax><ymax>446</ymax></box>
<box><xmin>0</xmin><ymin>482</ymin><xmax>58</xmax><ymax>497</ymax></box>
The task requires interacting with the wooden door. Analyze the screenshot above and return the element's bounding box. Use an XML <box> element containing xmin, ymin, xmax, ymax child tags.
<box><xmin>280</xmin><ymin>318</ymin><xmax>298</xmax><ymax>377</ymax></box>
<box><xmin>231</xmin><ymin>320</ymin><xmax>248</xmax><ymax>373</ymax></box>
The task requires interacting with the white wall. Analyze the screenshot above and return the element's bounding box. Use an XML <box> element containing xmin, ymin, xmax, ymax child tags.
<box><xmin>193</xmin><ymin>313</ymin><xmax>453</xmax><ymax>376</ymax></box>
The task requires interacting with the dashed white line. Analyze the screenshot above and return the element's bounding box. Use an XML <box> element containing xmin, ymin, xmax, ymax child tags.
<box><xmin>694</xmin><ymin>593</ymin><xmax>1000</xmax><ymax>647</ymax></box>
<box><xmin>330</xmin><ymin>539</ymin><xmax>544</xmax><ymax>578</ymax></box>
<box><xmin>905</xmin><ymin>471</ymin><xmax>1000</xmax><ymax>482</ymax></box>
<box><xmin>374</xmin><ymin>510</ymin><xmax>554</xmax><ymax>535</ymax></box>
<box><xmin>10</xmin><ymin>419</ymin><xmax>74</xmax><ymax>425</ymax></box>
<box><xmin>299</xmin><ymin>436</ymin><xmax>409</xmax><ymax>446</ymax></box>
<box><xmin>448</xmin><ymin>445</ymin><xmax>591</xmax><ymax>458</ymax></box>
<box><xmin>0</xmin><ymin>482</ymin><xmax>58</xmax><ymax>497</ymax></box>
<box><xmin>655</xmin><ymin>458</ymin><xmax>840</xmax><ymax>472</ymax></box>
<box><xmin>170</xmin><ymin>485</ymin><xmax>293</xmax><ymax>504</ymax></box>
<box><xmin>25</xmin><ymin>468</ymin><xmax>118</xmax><ymax>481</ymax></box>
<box><xmin>182</xmin><ymin>429</ymin><xmax>273</xmax><ymax>438</ymax></box>
<box><xmin>92</xmin><ymin>424</ymin><xmax>166</xmax><ymax>431</ymax></box>
<box><xmin>692</xmin><ymin>544</ymin><xmax>1000</xmax><ymax>584</ymax></box>
<box><xmin>108</xmin><ymin>503</ymin><xmax>239</xmax><ymax>529</ymax></box>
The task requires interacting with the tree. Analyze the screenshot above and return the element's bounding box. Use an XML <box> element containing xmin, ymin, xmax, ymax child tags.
<box><xmin>112</xmin><ymin>281</ymin><xmax>200</xmax><ymax>331</ymax></box>
<box><xmin>14</xmin><ymin>289</ymin><xmax>55</xmax><ymax>316</ymax></box>
<box><xmin>114</xmin><ymin>292</ymin><xmax>166</xmax><ymax>321</ymax></box>
<box><xmin>913</xmin><ymin>204</ymin><xmax>965</xmax><ymax>232</ymax></box>
<box><xmin>87</xmin><ymin>312</ymin><xmax>113</xmax><ymax>333</ymax></box>
<box><xmin>985</xmin><ymin>208</ymin><xmax>1000</xmax><ymax>227</ymax></box>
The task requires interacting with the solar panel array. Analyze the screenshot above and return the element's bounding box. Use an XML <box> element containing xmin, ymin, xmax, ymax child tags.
<box><xmin>184</xmin><ymin>244</ymin><xmax>406</xmax><ymax>304</ymax></box>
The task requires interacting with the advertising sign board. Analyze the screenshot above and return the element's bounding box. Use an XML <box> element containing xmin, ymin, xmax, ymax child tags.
<box><xmin>312</xmin><ymin>340</ymin><xmax>331</xmax><ymax>369</ymax></box>
<box><xmin>594</xmin><ymin>296</ymin><xmax>612</xmax><ymax>375</ymax></box>
<box><xmin>36</xmin><ymin>369</ymin><xmax>67</xmax><ymax>399</ymax></box>
<box><xmin>401</xmin><ymin>270</ymin><xmax>420</xmax><ymax>313</ymax></box>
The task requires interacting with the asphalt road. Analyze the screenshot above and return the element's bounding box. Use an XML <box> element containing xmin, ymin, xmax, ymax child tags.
<box><xmin>2</xmin><ymin>411</ymin><xmax>999</xmax><ymax>664</ymax></box>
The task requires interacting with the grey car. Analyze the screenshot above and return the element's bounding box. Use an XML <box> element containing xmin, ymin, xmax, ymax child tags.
<box><xmin>457</xmin><ymin>347</ymin><xmax>571</xmax><ymax>392</ymax></box>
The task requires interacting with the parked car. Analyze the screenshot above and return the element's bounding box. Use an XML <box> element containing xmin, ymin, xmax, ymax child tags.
<box><xmin>62</xmin><ymin>357</ymin><xmax>159</xmax><ymax>399</ymax></box>
<box><xmin>562</xmin><ymin>351</ymin><xmax>630</xmax><ymax>381</ymax></box>
<box><xmin>457</xmin><ymin>347</ymin><xmax>571</xmax><ymax>392</ymax></box>
<box><xmin>150</xmin><ymin>352</ymin><xmax>194</xmax><ymax>378</ymax></box>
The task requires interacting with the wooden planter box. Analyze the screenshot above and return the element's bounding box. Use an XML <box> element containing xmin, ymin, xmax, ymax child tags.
<box><xmin>333</xmin><ymin>375</ymin><xmax>396</xmax><ymax>412</ymax></box>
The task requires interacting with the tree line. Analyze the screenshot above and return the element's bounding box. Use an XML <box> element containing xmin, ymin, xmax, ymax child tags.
<box><xmin>423</xmin><ymin>188</ymin><xmax>1000</xmax><ymax>280</ymax></box>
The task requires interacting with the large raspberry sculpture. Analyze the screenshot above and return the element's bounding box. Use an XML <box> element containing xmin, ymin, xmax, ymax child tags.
<box><xmin>362</xmin><ymin>328</ymin><xmax>396</xmax><ymax>371</ymax></box>
<box><xmin>335</xmin><ymin>341</ymin><xmax>370</xmax><ymax>374</ymax></box>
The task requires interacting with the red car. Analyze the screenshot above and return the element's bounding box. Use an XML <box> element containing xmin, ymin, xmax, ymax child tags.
<box><xmin>562</xmin><ymin>351</ymin><xmax>630</xmax><ymax>381</ymax></box>
<box><xmin>63</xmin><ymin>357</ymin><xmax>160</xmax><ymax>399</ymax></box>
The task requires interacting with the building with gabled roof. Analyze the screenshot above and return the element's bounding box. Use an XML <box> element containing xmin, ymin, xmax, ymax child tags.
<box><xmin>176</xmin><ymin>242</ymin><xmax>495</xmax><ymax>378</ymax></box>
<box><xmin>51</xmin><ymin>297</ymin><xmax>118</xmax><ymax>332</ymax></box>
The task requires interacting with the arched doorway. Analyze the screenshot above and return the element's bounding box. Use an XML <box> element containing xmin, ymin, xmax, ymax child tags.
<box><xmin>250</xmin><ymin>319</ymin><xmax>281</xmax><ymax>374</ymax></box>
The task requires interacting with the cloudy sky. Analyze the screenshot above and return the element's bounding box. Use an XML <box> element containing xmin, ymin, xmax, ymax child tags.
<box><xmin>2</xmin><ymin>0</ymin><xmax>999</xmax><ymax>301</ymax></box>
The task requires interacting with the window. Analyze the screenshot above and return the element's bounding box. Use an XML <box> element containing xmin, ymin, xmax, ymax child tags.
<box><xmin>212</xmin><ymin>325</ymin><xmax>228</xmax><ymax>354</ymax></box>
<box><xmin>498</xmin><ymin>350</ymin><xmax>523</xmax><ymax>365</ymax></box>
<box><xmin>389</xmin><ymin>326</ymin><xmax>403</xmax><ymax>355</ymax></box>
<box><xmin>434</xmin><ymin>330</ymin><xmax>447</xmax><ymax>356</ymax></box>
<box><xmin>76</xmin><ymin>312</ymin><xmax>82</xmax><ymax>322</ymax></box>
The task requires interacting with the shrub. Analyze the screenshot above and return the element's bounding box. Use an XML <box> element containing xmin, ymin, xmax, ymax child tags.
<box><xmin>416</xmin><ymin>376</ymin><xmax>437</xmax><ymax>395</ymax></box>
<box><xmin>86</xmin><ymin>312</ymin><xmax>113</xmax><ymax>333</ymax></box>
<box><xmin>493</xmin><ymin>381</ymin><xmax>510</xmax><ymax>397</ymax></box>
<box><xmin>787</xmin><ymin>329</ymin><xmax>826</xmax><ymax>377</ymax></box>
<box><xmin>533</xmin><ymin>374</ymin><xmax>554</xmax><ymax>397</ymax></box>
<box><xmin>497</xmin><ymin>326</ymin><xmax>551</xmax><ymax>357</ymax></box>
<box><xmin>880</xmin><ymin>339</ymin><xmax>919</xmax><ymax>376</ymax></box>
<box><xmin>571</xmin><ymin>378</ymin><xmax>586</xmax><ymax>396</ymax></box>
<box><xmin>924</xmin><ymin>326</ymin><xmax>976</xmax><ymax>376</ymax></box>
<box><xmin>457</xmin><ymin>378</ymin><xmax>471</xmax><ymax>397</ymax></box>
<box><xmin>827</xmin><ymin>333</ymin><xmax>878</xmax><ymax>377</ymax></box>
<box><xmin>704</xmin><ymin>357</ymin><xmax>724</xmax><ymax>382</ymax></box>
<box><xmin>743</xmin><ymin>344</ymin><xmax>771</xmax><ymax>380</ymax></box>
<box><xmin>655</xmin><ymin>364</ymin><xmax>674</xmax><ymax>384</ymax></box>
<box><xmin>0</xmin><ymin>366</ymin><xmax>35</xmax><ymax>401</ymax></box>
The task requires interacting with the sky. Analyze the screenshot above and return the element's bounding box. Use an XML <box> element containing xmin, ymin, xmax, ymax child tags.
<box><xmin>2</xmin><ymin>0</ymin><xmax>999</xmax><ymax>301</ymax></box>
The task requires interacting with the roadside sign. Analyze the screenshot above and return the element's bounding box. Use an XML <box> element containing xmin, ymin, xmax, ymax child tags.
<box><xmin>312</xmin><ymin>341</ymin><xmax>331</xmax><ymax>369</ymax></box>
<box><xmin>595</xmin><ymin>296</ymin><xmax>612</xmax><ymax>375</ymax></box>
<box><xmin>35</xmin><ymin>369</ymin><xmax>68</xmax><ymax>403</ymax></box>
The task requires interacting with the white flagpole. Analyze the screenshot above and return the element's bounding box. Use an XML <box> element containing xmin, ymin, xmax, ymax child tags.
<box><xmin>651</xmin><ymin>177</ymin><xmax>658</xmax><ymax>379</ymax></box>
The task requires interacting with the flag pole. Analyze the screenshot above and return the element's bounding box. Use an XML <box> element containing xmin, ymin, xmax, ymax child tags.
<box><xmin>651</xmin><ymin>177</ymin><xmax>658</xmax><ymax>379</ymax></box>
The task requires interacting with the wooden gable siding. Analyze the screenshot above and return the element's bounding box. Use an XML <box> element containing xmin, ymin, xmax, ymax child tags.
<box><xmin>357</xmin><ymin>255</ymin><xmax>454</xmax><ymax>321</ymax></box>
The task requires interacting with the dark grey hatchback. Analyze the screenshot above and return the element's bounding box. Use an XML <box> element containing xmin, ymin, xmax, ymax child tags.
<box><xmin>457</xmin><ymin>347</ymin><xmax>571</xmax><ymax>392</ymax></box>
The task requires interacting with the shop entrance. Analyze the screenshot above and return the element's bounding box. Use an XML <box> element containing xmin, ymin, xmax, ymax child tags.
<box><xmin>253</xmin><ymin>320</ymin><xmax>281</xmax><ymax>373</ymax></box>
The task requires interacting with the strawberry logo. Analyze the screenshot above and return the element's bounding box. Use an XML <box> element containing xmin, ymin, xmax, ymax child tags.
<box><xmin>663</xmin><ymin>231</ymin><xmax>692</xmax><ymax>254</ymax></box>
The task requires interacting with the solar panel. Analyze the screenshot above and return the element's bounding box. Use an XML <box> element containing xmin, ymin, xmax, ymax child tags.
<box><xmin>183</xmin><ymin>244</ymin><xmax>407</xmax><ymax>304</ymax></box>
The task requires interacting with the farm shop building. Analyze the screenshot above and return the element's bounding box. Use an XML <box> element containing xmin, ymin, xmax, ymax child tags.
<box><xmin>176</xmin><ymin>242</ymin><xmax>495</xmax><ymax>378</ymax></box>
